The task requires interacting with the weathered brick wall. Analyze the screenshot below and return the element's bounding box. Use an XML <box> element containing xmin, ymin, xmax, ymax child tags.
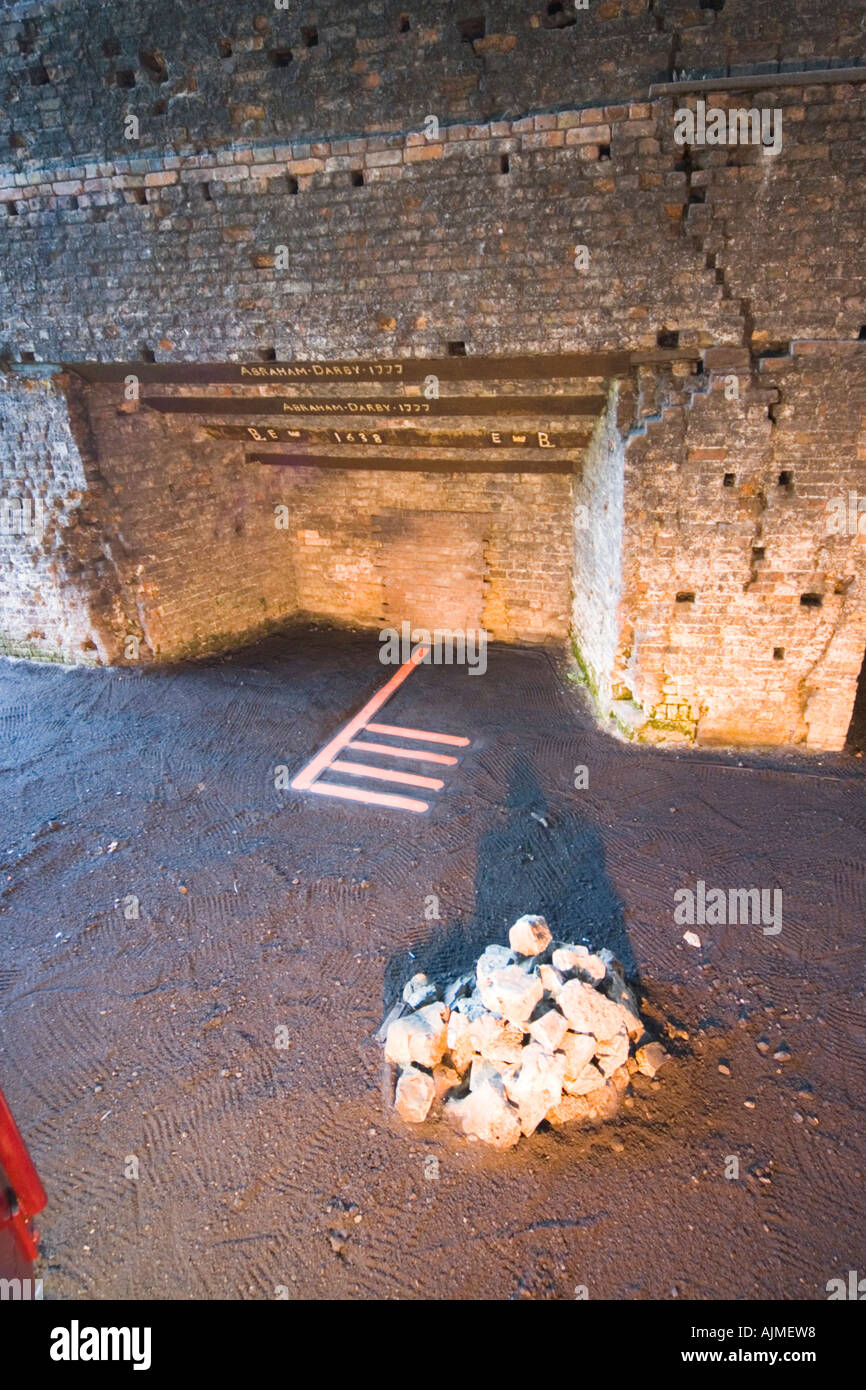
<box><xmin>1</xmin><ymin>2</ymin><xmax>865</xmax><ymax>748</ymax></box>
<box><xmin>4</xmin><ymin>0</ymin><xmax>863</xmax><ymax>171</ymax></box>
<box><xmin>617</xmin><ymin>345</ymin><xmax>866</xmax><ymax>749</ymax></box>
<box><xmin>82</xmin><ymin>383</ymin><xmax>573</xmax><ymax>658</ymax></box>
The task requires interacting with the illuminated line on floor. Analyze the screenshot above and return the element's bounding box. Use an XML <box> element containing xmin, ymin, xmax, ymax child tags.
<box><xmin>290</xmin><ymin>645</ymin><xmax>470</xmax><ymax>813</ymax></box>
<box><xmin>346</xmin><ymin>740</ymin><xmax>459</xmax><ymax>765</ymax></box>
<box><xmin>305</xmin><ymin>783</ymin><xmax>429</xmax><ymax>813</ymax></box>
<box><xmin>330</xmin><ymin>759</ymin><xmax>445</xmax><ymax>790</ymax></box>
<box><xmin>291</xmin><ymin>647</ymin><xmax>429</xmax><ymax>791</ymax></box>
<box><xmin>366</xmin><ymin>722</ymin><xmax>470</xmax><ymax>747</ymax></box>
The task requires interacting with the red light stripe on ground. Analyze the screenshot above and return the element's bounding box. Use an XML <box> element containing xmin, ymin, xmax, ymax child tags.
<box><xmin>330</xmin><ymin>759</ymin><xmax>445</xmax><ymax>790</ymax></box>
<box><xmin>291</xmin><ymin>647</ymin><xmax>429</xmax><ymax>791</ymax></box>
<box><xmin>346</xmin><ymin>740</ymin><xmax>458</xmax><ymax>766</ymax></box>
<box><xmin>305</xmin><ymin>782</ymin><xmax>429</xmax><ymax>813</ymax></box>
<box><xmin>366</xmin><ymin>722</ymin><xmax>470</xmax><ymax>747</ymax></box>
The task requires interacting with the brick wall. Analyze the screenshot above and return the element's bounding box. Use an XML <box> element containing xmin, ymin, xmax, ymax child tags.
<box><xmin>1</xmin><ymin>3</ymin><xmax>866</xmax><ymax>748</ymax></box>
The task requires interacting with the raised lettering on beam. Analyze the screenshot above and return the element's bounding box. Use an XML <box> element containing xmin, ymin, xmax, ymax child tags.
<box><xmin>204</xmin><ymin>425</ymin><xmax>590</xmax><ymax>448</ymax></box>
<box><xmin>141</xmin><ymin>395</ymin><xmax>606</xmax><ymax>418</ymax></box>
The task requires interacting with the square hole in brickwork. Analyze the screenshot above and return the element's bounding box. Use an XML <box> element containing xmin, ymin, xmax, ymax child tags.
<box><xmin>5</xmin><ymin>201</ymin><xmax>19</xmax><ymax>216</ymax></box>
<box><xmin>800</xmin><ymin>593</ymin><xmax>822</xmax><ymax>608</ymax></box>
<box><xmin>116</xmin><ymin>69</ymin><xmax>136</xmax><ymax>88</ymax></box>
<box><xmin>301</xmin><ymin>25</ymin><xmax>319</xmax><ymax>48</ymax></box>
<box><xmin>546</xmin><ymin>0</ymin><xmax>577</xmax><ymax>25</ymax></box>
<box><xmin>219</xmin><ymin>39</ymin><xmax>233</xmax><ymax>58</ymax></box>
<box><xmin>657</xmin><ymin>328</ymin><xmax>679</xmax><ymax>349</ymax></box>
<box><xmin>140</xmin><ymin>346</ymin><xmax>156</xmax><ymax>363</ymax></box>
<box><xmin>288</xmin><ymin>175</ymin><xmax>299</xmax><ymax>194</ymax></box>
<box><xmin>269</xmin><ymin>47</ymin><xmax>293</xmax><ymax>67</ymax></box>
<box><xmin>202</xmin><ymin>182</ymin><xmax>213</xmax><ymax>201</ymax></box>
<box><xmin>139</xmin><ymin>48</ymin><xmax>168</xmax><ymax>83</ymax></box>
<box><xmin>859</xmin><ymin>326</ymin><xmax>866</xmax><ymax>340</ymax></box>
<box><xmin>258</xmin><ymin>347</ymin><xmax>277</xmax><ymax>361</ymax></box>
<box><xmin>130</xmin><ymin>187</ymin><xmax>147</xmax><ymax>204</ymax></box>
<box><xmin>773</xmin><ymin>646</ymin><xmax>785</xmax><ymax>660</ymax></box>
<box><xmin>676</xmin><ymin>591</ymin><xmax>695</xmax><ymax>603</ymax></box>
<box><xmin>700</xmin><ymin>0</ymin><xmax>726</xmax><ymax>9</ymax></box>
<box><xmin>777</xmin><ymin>469</ymin><xmax>793</xmax><ymax>489</ymax></box>
<box><xmin>458</xmin><ymin>17</ymin><xmax>486</xmax><ymax>42</ymax></box>
<box><xmin>598</xmin><ymin>144</ymin><xmax>611</xmax><ymax>160</ymax></box>
<box><xmin>500</xmin><ymin>153</ymin><xmax>510</xmax><ymax>173</ymax></box>
<box><xmin>351</xmin><ymin>169</ymin><xmax>365</xmax><ymax>187</ymax></box>
<box><xmin>102</xmin><ymin>37</ymin><xmax>121</xmax><ymax>58</ymax></box>
<box><xmin>723</xmin><ymin>472</ymin><xmax>735</xmax><ymax>487</ymax></box>
<box><xmin>19</xmin><ymin>351</ymin><xmax>36</xmax><ymax>363</ymax></box>
<box><xmin>752</xmin><ymin>546</ymin><xmax>765</xmax><ymax>560</ymax></box>
<box><xmin>398</xmin><ymin>13</ymin><xmax>411</xmax><ymax>32</ymax></box>
<box><xmin>447</xmin><ymin>341</ymin><xmax>467</xmax><ymax>356</ymax></box>
<box><xmin>29</xmin><ymin>65</ymin><xmax>50</xmax><ymax>85</ymax></box>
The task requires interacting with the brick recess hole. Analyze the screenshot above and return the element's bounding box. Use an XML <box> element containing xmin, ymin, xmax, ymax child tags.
<box><xmin>219</xmin><ymin>39</ymin><xmax>233</xmax><ymax>58</ymax></box>
<box><xmin>676</xmin><ymin>591</ymin><xmax>695</xmax><ymax>603</ymax></box>
<box><xmin>29</xmin><ymin>65</ymin><xmax>50</xmax><ymax>85</ymax></box>
<box><xmin>130</xmin><ymin>187</ymin><xmax>147</xmax><ymax>204</ymax></box>
<box><xmin>258</xmin><ymin>348</ymin><xmax>276</xmax><ymax>361</ymax></box>
<box><xmin>858</xmin><ymin>326</ymin><xmax>866</xmax><ymax>340</ymax></box>
<box><xmin>800</xmin><ymin>593</ymin><xmax>822</xmax><ymax>608</ymax></box>
<box><xmin>398</xmin><ymin>13</ymin><xmax>411</xmax><ymax>32</ymax></box>
<box><xmin>5</xmin><ymin>201</ymin><xmax>18</xmax><ymax>216</ymax></box>
<box><xmin>140</xmin><ymin>346</ymin><xmax>156</xmax><ymax>363</ymax></box>
<box><xmin>351</xmin><ymin>169</ymin><xmax>365</xmax><ymax>187</ymax></box>
<box><xmin>19</xmin><ymin>351</ymin><xmax>36</xmax><ymax>363</ymax></box>
<box><xmin>598</xmin><ymin>144</ymin><xmax>611</xmax><ymax>160</ymax></box>
<box><xmin>545</xmin><ymin>1</ymin><xmax>577</xmax><ymax>25</ymax></box>
<box><xmin>657</xmin><ymin>328</ymin><xmax>679</xmax><ymax>348</ymax></box>
<box><xmin>116</xmin><ymin>69</ymin><xmax>136</xmax><ymax>88</ymax></box>
<box><xmin>447</xmin><ymin>341</ymin><xmax>467</xmax><ymax>356</ymax></box>
<box><xmin>723</xmin><ymin>473</ymin><xmax>735</xmax><ymax>486</ymax></box>
<box><xmin>301</xmin><ymin>25</ymin><xmax>319</xmax><ymax>48</ymax></box>
<box><xmin>139</xmin><ymin>48</ymin><xmax>167</xmax><ymax>83</ymax></box>
<box><xmin>287</xmin><ymin>175</ymin><xmax>299</xmax><ymax>194</ymax></box>
<box><xmin>500</xmin><ymin>153</ymin><xmax>510</xmax><ymax>173</ymax></box>
<box><xmin>700</xmin><ymin>0</ymin><xmax>726</xmax><ymax>9</ymax></box>
<box><xmin>752</xmin><ymin>546</ymin><xmax>765</xmax><ymax>560</ymax></box>
<box><xmin>778</xmin><ymin>470</ymin><xmax>793</xmax><ymax>488</ymax></box>
<box><xmin>269</xmin><ymin>48</ymin><xmax>293</xmax><ymax>67</ymax></box>
<box><xmin>773</xmin><ymin>647</ymin><xmax>785</xmax><ymax>660</ymax></box>
<box><xmin>458</xmin><ymin>17</ymin><xmax>486</xmax><ymax>42</ymax></box>
<box><xmin>102</xmin><ymin>38</ymin><xmax>121</xmax><ymax>58</ymax></box>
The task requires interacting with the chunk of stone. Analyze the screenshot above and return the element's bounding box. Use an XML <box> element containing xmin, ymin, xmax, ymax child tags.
<box><xmin>402</xmin><ymin>971</ymin><xmax>437</xmax><ymax>1009</ymax></box>
<box><xmin>595</xmin><ymin>1027</ymin><xmax>629</xmax><ymax>1079</ymax></box>
<box><xmin>385</xmin><ymin>1000</ymin><xmax>449</xmax><ymax>1069</ymax></box>
<box><xmin>558</xmin><ymin>978</ymin><xmax>628</xmax><ymax>1042</ymax></box>
<box><xmin>481</xmin><ymin>964</ymin><xmax>544</xmax><ymax>1025</ymax></box>
<box><xmin>454</xmin><ymin>989</ymin><xmax>487</xmax><ymax>1021</ymax></box>
<box><xmin>509</xmin><ymin>913</ymin><xmax>552</xmax><ymax>957</ymax></box>
<box><xmin>446</xmin><ymin>1010</ymin><xmax>474</xmax><ymax>1075</ymax></box>
<box><xmin>603</xmin><ymin>968</ymin><xmax>644</xmax><ymax>1040</ymax></box>
<box><xmin>504</xmin><ymin>1043</ymin><xmax>565</xmax><ymax>1136</ymax></box>
<box><xmin>467</xmin><ymin>1011</ymin><xmax>526</xmax><ymax>1066</ymax></box>
<box><xmin>443</xmin><ymin>970</ymin><xmax>474</xmax><ymax>1010</ymax></box>
<box><xmin>394</xmin><ymin>1065</ymin><xmax>435</xmax><ymax>1123</ymax></box>
<box><xmin>432</xmin><ymin>1063</ymin><xmax>462</xmax><ymax>1102</ymax></box>
<box><xmin>558</xmin><ymin>1029</ymin><xmax>596</xmax><ymax>1082</ymax></box>
<box><xmin>476</xmin><ymin>944</ymin><xmax>514</xmax><ymax>995</ymax></box>
<box><xmin>469</xmin><ymin>1057</ymin><xmax>513</xmax><ymax>1092</ymax></box>
<box><xmin>552</xmin><ymin>944</ymin><xmax>605</xmax><ymax>983</ymax></box>
<box><xmin>546</xmin><ymin>1079</ymin><xmax>619</xmax><ymax>1128</ymax></box>
<box><xmin>445</xmin><ymin>1079</ymin><xmax>521</xmax><ymax>1149</ymax></box>
<box><xmin>635</xmin><ymin>1041</ymin><xmax>670</xmax><ymax>1077</ymax></box>
<box><xmin>528</xmin><ymin>1007</ymin><xmax>568</xmax><ymax>1053</ymax></box>
<box><xmin>538</xmin><ymin>963</ymin><xmax>564</xmax><ymax>997</ymax></box>
<box><xmin>563</xmin><ymin>1061</ymin><xmax>606</xmax><ymax>1095</ymax></box>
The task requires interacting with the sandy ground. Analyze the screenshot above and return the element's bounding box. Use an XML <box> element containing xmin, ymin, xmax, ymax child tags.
<box><xmin>0</xmin><ymin>626</ymin><xmax>864</xmax><ymax>1301</ymax></box>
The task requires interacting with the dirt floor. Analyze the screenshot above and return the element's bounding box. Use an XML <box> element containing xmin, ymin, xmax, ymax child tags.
<box><xmin>0</xmin><ymin>626</ymin><xmax>864</xmax><ymax>1300</ymax></box>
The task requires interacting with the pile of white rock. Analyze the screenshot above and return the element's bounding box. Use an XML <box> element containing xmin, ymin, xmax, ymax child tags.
<box><xmin>384</xmin><ymin>914</ymin><xmax>668</xmax><ymax>1149</ymax></box>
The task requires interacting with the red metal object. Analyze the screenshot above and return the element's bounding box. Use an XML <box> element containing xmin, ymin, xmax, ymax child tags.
<box><xmin>0</xmin><ymin>1083</ymin><xmax>47</xmax><ymax>1279</ymax></box>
